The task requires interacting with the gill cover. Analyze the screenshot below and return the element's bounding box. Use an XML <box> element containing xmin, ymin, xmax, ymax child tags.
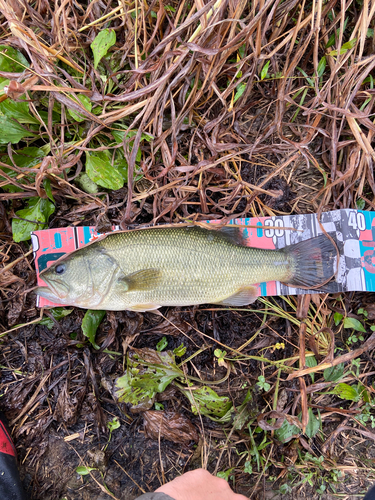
<box><xmin>38</xmin><ymin>245</ymin><xmax>123</xmax><ymax>308</ymax></box>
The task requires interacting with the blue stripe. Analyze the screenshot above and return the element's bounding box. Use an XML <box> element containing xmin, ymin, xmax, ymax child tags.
<box><xmin>84</xmin><ymin>226</ymin><xmax>92</xmax><ymax>243</ymax></box>
<box><xmin>54</xmin><ymin>233</ymin><xmax>62</xmax><ymax>249</ymax></box>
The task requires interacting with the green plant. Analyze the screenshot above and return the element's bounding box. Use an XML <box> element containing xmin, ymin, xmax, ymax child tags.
<box><xmin>104</xmin><ymin>417</ymin><xmax>120</xmax><ymax>450</ymax></box>
<box><xmin>256</xmin><ymin>375</ymin><xmax>270</xmax><ymax>392</ymax></box>
<box><xmin>81</xmin><ymin>310</ymin><xmax>106</xmax><ymax>349</ymax></box>
<box><xmin>217</xmin><ymin>468</ymin><xmax>234</xmax><ymax>482</ymax></box>
<box><xmin>156</xmin><ymin>336</ymin><xmax>168</xmax><ymax>351</ymax></box>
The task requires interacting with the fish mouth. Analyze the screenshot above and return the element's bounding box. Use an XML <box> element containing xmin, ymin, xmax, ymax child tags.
<box><xmin>34</xmin><ymin>286</ymin><xmax>65</xmax><ymax>304</ymax></box>
<box><xmin>37</xmin><ymin>278</ymin><xmax>70</xmax><ymax>300</ymax></box>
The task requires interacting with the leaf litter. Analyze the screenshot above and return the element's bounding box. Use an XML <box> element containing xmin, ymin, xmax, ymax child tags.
<box><xmin>0</xmin><ymin>0</ymin><xmax>375</xmax><ymax>499</ymax></box>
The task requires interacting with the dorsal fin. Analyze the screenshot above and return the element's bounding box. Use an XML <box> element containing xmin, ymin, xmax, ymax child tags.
<box><xmin>217</xmin><ymin>226</ymin><xmax>247</xmax><ymax>246</ymax></box>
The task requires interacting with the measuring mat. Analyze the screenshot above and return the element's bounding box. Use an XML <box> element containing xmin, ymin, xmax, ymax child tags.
<box><xmin>32</xmin><ymin>209</ymin><xmax>375</xmax><ymax>308</ymax></box>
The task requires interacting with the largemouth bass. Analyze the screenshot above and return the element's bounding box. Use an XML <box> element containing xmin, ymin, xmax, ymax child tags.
<box><xmin>36</xmin><ymin>226</ymin><xmax>336</xmax><ymax>311</ymax></box>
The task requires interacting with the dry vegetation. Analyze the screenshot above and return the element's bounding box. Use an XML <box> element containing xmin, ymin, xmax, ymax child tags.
<box><xmin>1</xmin><ymin>0</ymin><xmax>375</xmax><ymax>498</ymax></box>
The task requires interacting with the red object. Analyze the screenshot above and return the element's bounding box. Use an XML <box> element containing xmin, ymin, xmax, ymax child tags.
<box><xmin>0</xmin><ymin>418</ymin><xmax>16</xmax><ymax>457</ymax></box>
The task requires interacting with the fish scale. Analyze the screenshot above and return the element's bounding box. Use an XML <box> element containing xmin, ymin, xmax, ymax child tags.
<box><xmin>99</xmin><ymin>227</ymin><xmax>290</xmax><ymax>308</ymax></box>
<box><xmin>36</xmin><ymin>226</ymin><xmax>336</xmax><ymax>311</ymax></box>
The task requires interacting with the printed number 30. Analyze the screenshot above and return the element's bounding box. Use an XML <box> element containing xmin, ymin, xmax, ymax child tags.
<box><xmin>265</xmin><ymin>219</ymin><xmax>284</xmax><ymax>238</ymax></box>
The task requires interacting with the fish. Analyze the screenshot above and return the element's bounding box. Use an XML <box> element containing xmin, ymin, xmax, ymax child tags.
<box><xmin>35</xmin><ymin>225</ymin><xmax>337</xmax><ymax>311</ymax></box>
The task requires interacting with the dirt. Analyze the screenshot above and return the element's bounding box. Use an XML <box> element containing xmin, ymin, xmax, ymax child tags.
<box><xmin>1</xmin><ymin>296</ymin><xmax>373</xmax><ymax>500</ymax></box>
<box><xmin>0</xmin><ymin>307</ymin><xmax>259</xmax><ymax>499</ymax></box>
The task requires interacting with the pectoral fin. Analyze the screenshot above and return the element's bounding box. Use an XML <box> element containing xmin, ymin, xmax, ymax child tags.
<box><xmin>118</xmin><ymin>268</ymin><xmax>162</xmax><ymax>292</ymax></box>
<box><xmin>214</xmin><ymin>285</ymin><xmax>258</xmax><ymax>306</ymax></box>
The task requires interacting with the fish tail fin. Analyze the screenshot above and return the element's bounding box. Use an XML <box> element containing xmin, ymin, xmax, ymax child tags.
<box><xmin>284</xmin><ymin>235</ymin><xmax>337</xmax><ymax>288</ymax></box>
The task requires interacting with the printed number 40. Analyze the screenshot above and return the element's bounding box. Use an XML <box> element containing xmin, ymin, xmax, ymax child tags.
<box><xmin>348</xmin><ymin>211</ymin><xmax>365</xmax><ymax>231</ymax></box>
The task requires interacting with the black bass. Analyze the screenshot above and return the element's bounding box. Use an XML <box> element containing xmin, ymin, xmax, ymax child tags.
<box><xmin>35</xmin><ymin>226</ymin><xmax>336</xmax><ymax>311</ymax></box>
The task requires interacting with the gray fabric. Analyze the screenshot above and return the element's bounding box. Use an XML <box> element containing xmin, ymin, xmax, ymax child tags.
<box><xmin>135</xmin><ymin>493</ymin><xmax>175</xmax><ymax>500</ymax></box>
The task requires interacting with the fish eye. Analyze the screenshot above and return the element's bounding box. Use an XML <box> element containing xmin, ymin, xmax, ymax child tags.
<box><xmin>55</xmin><ymin>264</ymin><xmax>66</xmax><ymax>275</ymax></box>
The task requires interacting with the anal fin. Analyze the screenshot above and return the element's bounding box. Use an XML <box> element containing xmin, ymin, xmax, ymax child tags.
<box><xmin>128</xmin><ymin>303</ymin><xmax>161</xmax><ymax>312</ymax></box>
<box><xmin>214</xmin><ymin>285</ymin><xmax>258</xmax><ymax>306</ymax></box>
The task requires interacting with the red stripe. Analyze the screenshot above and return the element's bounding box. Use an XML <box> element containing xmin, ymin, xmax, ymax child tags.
<box><xmin>0</xmin><ymin>421</ymin><xmax>16</xmax><ymax>457</ymax></box>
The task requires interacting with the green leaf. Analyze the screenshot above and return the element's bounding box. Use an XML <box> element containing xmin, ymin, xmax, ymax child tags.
<box><xmin>297</xmin><ymin>66</ymin><xmax>314</xmax><ymax>86</ymax></box>
<box><xmin>0</xmin><ymin>116</ymin><xmax>35</xmax><ymax>144</ymax></box>
<box><xmin>67</xmin><ymin>94</ymin><xmax>92</xmax><ymax>122</ymax></box>
<box><xmin>181</xmin><ymin>385</ymin><xmax>233</xmax><ymax>421</ymax></box>
<box><xmin>357</xmin><ymin>308</ymin><xmax>367</xmax><ymax>316</ymax></box>
<box><xmin>2</xmin><ymin>147</ymin><xmax>47</xmax><ymax>169</ymax></box>
<box><xmin>107</xmin><ymin>417</ymin><xmax>120</xmax><ymax>432</ymax></box>
<box><xmin>112</xmin><ymin>129</ymin><xmax>152</xmax><ymax>151</ymax></box>
<box><xmin>326</xmin><ymin>31</ymin><xmax>336</xmax><ymax>48</ymax></box>
<box><xmin>261</xmin><ymin>60</ymin><xmax>270</xmax><ymax>80</ymax></box>
<box><xmin>317</xmin><ymin>56</ymin><xmax>326</xmax><ymax>77</ymax></box>
<box><xmin>217</xmin><ymin>469</ymin><xmax>234</xmax><ymax>481</ymax></box>
<box><xmin>0</xmin><ymin>99</ymin><xmax>38</xmax><ymax>124</ymax></box>
<box><xmin>324</xmin><ymin>363</ymin><xmax>345</xmax><ymax>382</ymax></box>
<box><xmin>111</xmin><ymin>129</ymin><xmax>152</xmax><ymax>182</ymax></box>
<box><xmin>238</xmin><ymin>44</ymin><xmax>246</xmax><ymax>59</ymax></box>
<box><xmin>76</xmin><ymin>466</ymin><xmax>97</xmax><ymax>476</ymax></box>
<box><xmin>341</xmin><ymin>39</ymin><xmax>357</xmax><ymax>50</ymax></box>
<box><xmin>332</xmin><ymin>382</ymin><xmax>361</xmax><ymax>402</ymax></box>
<box><xmin>43</xmin><ymin>178</ymin><xmax>54</xmax><ymax>202</ymax></box>
<box><xmin>75</xmin><ymin>172</ymin><xmax>99</xmax><ymax>194</ymax></box>
<box><xmin>114</xmin><ymin>159</ymin><xmax>143</xmax><ymax>183</ymax></box>
<box><xmin>327</xmin><ymin>38</ymin><xmax>357</xmax><ymax>56</ymax></box>
<box><xmin>81</xmin><ymin>310</ymin><xmax>106</xmax><ymax>349</ymax></box>
<box><xmin>111</xmin><ymin>129</ymin><xmax>137</xmax><ymax>143</ymax></box>
<box><xmin>114</xmin><ymin>158</ymin><xmax>129</xmax><ymax>182</ymax></box>
<box><xmin>232</xmin><ymin>389</ymin><xmax>253</xmax><ymax>430</ymax></box>
<box><xmin>173</xmin><ymin>344</ymin><xmax>186</xmax><ymax>357</ymax></box>
<box><xmin>91</xmin><ymin>29</ymin><xmax>116</xmax><ymax>69</ymax></box>
<box><xmin>343</xmin><ymin>317</ymin><xmax>366</xmax><ymax>332</ymax></box>
<box><xmin>334</xmin><ymin>312</ymin><xmax>343</xmax><ymax>326</ymax></box>
<box><xmin>0</xmin><ymin>147</ymin><xmax>47</xmax><ymax>192</ymax></box>
<box><xmin>305</xmin><ymin>408</ymin><xmax>320</xmax><ymax>438</ymax></box>
<box><xmin>305</xmin><ymin>356</ymin><xmax>317</xmax><ymax>382</ymax></box>
<box><xmin>274</xmin><ymin>418</ymin><xmax>301</xmax><ymax>443</ymax></box>
<box><xmin>12</xmin><ymin>197</ymin><xmax>55</xmax><ymax>242</ymax></box>
<box><xmin>115</xmin><ymin>349</ymin><xmax>183</xmax><ymax>409</ymax></box>
<box><xmin>257</xmin><ymin>375</ymin><xmax>271</xmax><ymax>392</ymax></box>
<box><xmin>244</xmin><ymin>461</ymin><xmax>252</xmax><ymax>474</ymax></box>
<box><xmin>279</xmin><ymin>484</ymin><xmax>292</xmax><ymax>494</ymax></box>
<box><xmin>39</xmin><ymin>307</ymin><xmax>73</xmax><ymax>329</ymax></box>
<box><xmin>326</xmin><ymin>18</ymin><xmax>349</xmax><ymax>48</ymax></box>
<box><xmin>305</xmin><ymin>356</ymin><xmax>317</xmax><ymax>368</ymax></box>
<box><xmin>356</xmin><ymin>198</ymin><xmax>365</xmax><ymax>210</ymax></box>
<box><xmin>214</xmin><ymin>348</ymin><xmax>226</xmax><ymax>359</ymax></box>
<box><xmin>86</xmin><ymin>152</ymin><xmax>124</xmax><ymax>190</ymax></box>
<box><xmin>233</xmin><ymin>82</ymin><xmax>246</xmax><ymax>104</ymax></box>
<box><xmin>156</xmin><ymin>336</ymin><xmax>168</xmax><ymax>352</ymax></box>
<box><xmin>0</xmin><ymin>46</ymin><xmax>29</xmax><ymax>74</ymax></box>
